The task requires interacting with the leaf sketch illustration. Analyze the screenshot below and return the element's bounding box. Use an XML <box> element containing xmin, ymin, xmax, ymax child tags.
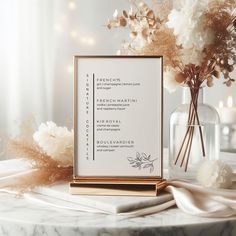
<box><xmin>127</xmin><ymin>152</ymin><xmax>157</xmax><ymax>173</ymax></box>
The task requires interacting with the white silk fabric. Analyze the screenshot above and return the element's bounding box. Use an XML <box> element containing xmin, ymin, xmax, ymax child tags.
<box><xmin>166</xmin><ymin>180</ymin><xmax>236</xmax><ymax>217</ymax></box>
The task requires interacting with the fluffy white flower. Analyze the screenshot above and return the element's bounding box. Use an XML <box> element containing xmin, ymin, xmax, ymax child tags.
<box><xmin>181</xmin><ymin>48</ymin><xmax>204</xmax><ymax>66</ymax></box>
<box><xmin>33</xmin><ymin>121</ymin><xmax>73</xmax><ymax>166</ymax></box>
<box><xmin>164</xmin><ymin>67</ymin><xmax>179</xmax><ymax>93</ymax></box>
<box><xmin>166</xmin><ymin>0</ymin><xmax>215</xmax><ymax>65</ymax></box>
<box><xmin>197</xmin><ymin>160</ymin><xmax>233</xmax><ymax>189</ymax></box>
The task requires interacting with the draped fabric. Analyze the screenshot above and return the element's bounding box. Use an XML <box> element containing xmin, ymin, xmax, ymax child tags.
<box><xmin>166</xmin><ymin>180</ymin><xmax>236</xmax><ymax>217</ymax></box>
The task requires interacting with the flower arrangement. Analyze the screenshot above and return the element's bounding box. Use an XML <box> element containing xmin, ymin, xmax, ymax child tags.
<box><xmin>107</xmin><ymin>0</ymin><xmax>236</xmax><ymax>171</ymax></box>
<box><xmin>197</xmin><ymin>160</ymin><xmax>233</xmax><ymax>188</ymax></box>
<box><xmin>7</xmin><ymin>120</ymin><xmax>73</xmax><ymax>190</ymax></box>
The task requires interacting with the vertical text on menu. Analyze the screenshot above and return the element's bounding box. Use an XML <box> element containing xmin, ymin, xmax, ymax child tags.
<box><xmin>84</xmin><ymin>73</ymin><xmax>95</xmax><ymax>161</ymax></box>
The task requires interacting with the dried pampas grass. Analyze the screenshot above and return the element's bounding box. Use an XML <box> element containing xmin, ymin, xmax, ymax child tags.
<box><xmin>107</xmin><ymin>0</ymin><xmax>236</xmax><ymax>172</ymax></box>
<box><xmin>152</xmin><ymin>0</ymin><xmax>173</xmax><ymax>22</ymax></box>
<box><xmin>107</xmin><ymin>0</ymin><xmax>236</xmax><ymax>87</ymax></box>
<box><xmin>141</xmin><ymin>28</ymin><xmax>182</xmax><ymax>69</ymax></box>
<box><xmin>5</xmin><ymin>118</ymin><xmax>73</xmax><ymax>192</ymax></box>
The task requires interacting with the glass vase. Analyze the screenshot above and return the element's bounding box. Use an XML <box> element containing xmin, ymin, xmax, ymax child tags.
<box><xmin>169</xmin><ymin>86</ymin><xmax>220</xmax><ymax>180</ymax></box>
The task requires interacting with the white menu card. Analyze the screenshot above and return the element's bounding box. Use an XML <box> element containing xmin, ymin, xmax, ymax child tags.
<box><xmin>74</xmin><ymin>56</ymin><xmax>163</xmax><ymax>179</ymax></box>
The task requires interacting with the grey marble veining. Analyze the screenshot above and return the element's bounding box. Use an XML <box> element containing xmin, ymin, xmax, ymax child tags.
<box><xmin>0</xmin><ymin>192</ymin><xmax>235</xmax><ymax>236</ymax></box>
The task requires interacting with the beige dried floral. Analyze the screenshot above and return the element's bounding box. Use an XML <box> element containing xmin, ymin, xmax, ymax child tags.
<box><xmin>107</xmin><ymin>0</ymin><xmax>236</xmax><ymax>172</ymax></box>
<box><xmin>6</xmin><ymin>119</ymin><xmax>73</xmax><ymax>191</ymax></box>
<box><xmin>175</xmin><ymin>73</ymin><xmax>187</xmax><ymax>83</ymax></box>
<box><xmin>107</xmin><ymin>0</ymin><xmax>236</xmax><ymax>88</ymax></box>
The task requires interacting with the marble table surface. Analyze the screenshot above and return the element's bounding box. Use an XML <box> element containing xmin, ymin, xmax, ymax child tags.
<box><xmin>0</xmin><ymin>190</ymin><xmax>236</xmax><ymax>236</ymax></box>
<box><xmin>0</xmin><ymin>150</ymin><xmax>236</xmax><ymax>236</ymax></box>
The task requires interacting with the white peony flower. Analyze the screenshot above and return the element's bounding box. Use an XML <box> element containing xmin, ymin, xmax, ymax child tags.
<box><xmin>164</xmin><ymin>67</ymin><xmax>179</xmax><ymax>93</ymax></box>
<box><xmin>197</xmin><ymin>160</ymin><xmax>233</xmax><ymax>189</ymax></box>
<box><xmin>33</xmin><ymin>121</ymin><xmax>73</xmax><ymax>166</ymax></box>
<box><xmin>166</xmin><ymin>0</ymin><xmax>215</xmax><ymax>65</ymax></box>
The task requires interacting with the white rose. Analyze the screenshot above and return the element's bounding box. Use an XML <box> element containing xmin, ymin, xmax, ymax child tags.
<box><xmin>166</xmin><ymin>0</ymin><xmax>215</xmax><ymax>57</ymax></box>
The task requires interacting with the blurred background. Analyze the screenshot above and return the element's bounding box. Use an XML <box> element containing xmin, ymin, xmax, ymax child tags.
<box><xmin>0</xmin><ymin>0</ymin><xmax>235</xmax><ymax>151</ymax></box>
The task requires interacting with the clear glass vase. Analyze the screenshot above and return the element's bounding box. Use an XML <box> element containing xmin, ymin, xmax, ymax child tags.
<box><xmin>169</xmin><ymin>87</ymin><xmax>220</xmax><ymax>180</ymax></box>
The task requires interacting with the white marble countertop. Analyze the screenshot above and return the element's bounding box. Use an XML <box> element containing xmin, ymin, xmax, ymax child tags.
<box><xmin>0</xmin><ymin>150</ymin><xmax>236</xmax><ymax>236</ymax></box>
<box><xmin>0</xmin><ymin>190</ymin><xmax>236</xmax><ymax>236</ymax></box>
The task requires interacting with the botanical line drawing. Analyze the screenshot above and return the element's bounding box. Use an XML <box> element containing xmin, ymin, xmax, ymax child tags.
<box><xmin>127</xmin><ymin>152</ymin><xmax>157</xmax><ymax>173</ymax></box>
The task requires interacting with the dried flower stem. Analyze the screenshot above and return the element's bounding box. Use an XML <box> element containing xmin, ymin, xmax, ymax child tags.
<box><xmin>190</xmin><ymin>88</ymin><xmax>206</xmax><ymax>157</ymax></box>
<box><xmin>8</xmin><ymin>139</ymin><xmax>73</xmax><ymax>191</ymax></box>
<box><xmin>174</xmin><ymin>83</ymin><xmax>206</xmax><ymax>171</ymax></box>
<box><xmin>107</xmin><ymin>0</ymin><xmax>236</xmax><ymax>171</ymax></box>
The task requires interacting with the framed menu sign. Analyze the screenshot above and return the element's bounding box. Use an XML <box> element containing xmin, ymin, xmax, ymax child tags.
<box><xmin>73</xmin><ymin>56</ymin><xmax>163</xmax><ymax>185</ymax></box>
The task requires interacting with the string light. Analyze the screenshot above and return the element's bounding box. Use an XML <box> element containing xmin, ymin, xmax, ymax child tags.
<box><xmin>80</xmin><ymin>37</ymin><xmax>87</xmax><ymax>43</ymax></box>
<box><xmin>87</xmin><ymin>38</ymin><xmax>95</xmax><ymax>45</ymax></box>
<box><xmin>68</xmin><ymin>1</ymin><xmax>76</xmax><ymax>10</ymax></box>
<box><xmin>80</xmin><ymin>37</ymin><xmax>95</xmax><ymax>46</ymax></box>
<box><xmin>67</xmin><ymin>65</ymin><xmax>73</xmax><ymax>74</ymax></box>
<box><xmin>70</xmin><ymin>30</ymin><xmax>78</xmax><ymax>38</ymax></box>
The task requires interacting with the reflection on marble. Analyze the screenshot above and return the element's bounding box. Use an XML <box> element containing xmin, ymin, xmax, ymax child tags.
<box><xmin>0</xmin><ymin>192</ymin><xmax>235</xmax><ymax>236</ymax></box>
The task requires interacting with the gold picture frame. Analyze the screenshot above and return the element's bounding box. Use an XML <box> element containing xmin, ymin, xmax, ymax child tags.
<box><xmin>73</xmin><ymin>55</ymin><xmax>164</xmax><ymax>187</ymax></box>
